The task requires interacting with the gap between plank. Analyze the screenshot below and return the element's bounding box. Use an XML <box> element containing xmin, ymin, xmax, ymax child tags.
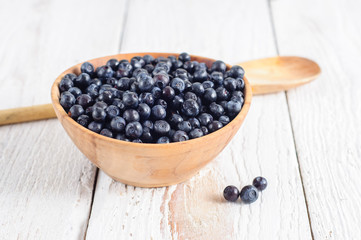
<box><xmin>267</xmin><ymin>0</ymin><xmax>315</xmax><ymax>239</ymax></box>
<box><xmin>83</xmin><ymin>0</ymin><xmax>131</xmax><ymax>239</ymax></box>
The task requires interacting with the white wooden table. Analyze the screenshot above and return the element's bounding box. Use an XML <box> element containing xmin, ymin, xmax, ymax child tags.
<box><xmin>1</xmin><ymin>0</ymin><xmax>360</xmax><ymax>239</ymax></box>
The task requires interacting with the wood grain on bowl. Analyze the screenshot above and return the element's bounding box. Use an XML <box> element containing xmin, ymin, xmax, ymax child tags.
<box><xmin>51</xmin><ymin>53</ymin><xmax>252</xmax><ymax>187</ymax></box>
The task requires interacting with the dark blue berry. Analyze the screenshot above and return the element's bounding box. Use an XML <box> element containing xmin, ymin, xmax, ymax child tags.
<box><xmin>93</xmin><ymin>101</ymin><xmax>108</xmax><ymax>110</ymax></box>
<box><xmin>88</xmin><ymin>121</ymin><xmax>103</xmax><ymax>133</ymax></box>
<box><xmin>68</xmin><ymin>105</ymin><xmax>84</xmax><ymax>119</ymax></box>
<box><xmin>189</xmin><ymin>128</ymin><xmax>204</xmax><ymax>139</ymax></box>
<box><xmin>59</xmin><ymin>77</ymin><xmax>74</xmax><ymax>92</ymax></box>
<box><xmin>178</xmin><ymin>52</ymin><xmax>191</xmax><ymax>63</ymax></box>
<box><xmin>151</xmin><ymin>105</ymin><xmax>166</xmax><ymax>120</ymax></box>
<box><xmin>170</xmin><ymin>78</ymin><xmax>185</xmax><ymax>93</ymax></box>
<box><xmin>143</xmin><ymin>54</ymin><xmax>154</xmax><ymax>65</ymax></box>
<box><xmin>168</xmin><ymin>113</ymin><xmax>183</xmax><ymax>127</ymax></box>
<box><xmin>130</xmin><ymin>56</ymin><xmax>145</xmax><ymax>69</ymax></box>
<box><xmin>211</xmin><ymin>60</ymin><xmax>227</xmax><ymax>73</ymax></box>
<box><xmin>142</xmin><ymin>120</ymin><xmax>154</xmax><ymax>130</ymax></box>
<box><xmin>100</xmin><ymin>90</ymin><xmax>114</xmax><ymax>104</ymax></box>
<box><xmin>193</xmin><ymin>69</ymin><xmax>208</xmax><ymax>82</ymax></box>
<box><xmin>74</xmin><ymin>73</ymin><xmax>91</xmax><ymax>89</ymax></box>
<box><xmin>218</xmin><ymin>115</ymin><xmax>230</xmax><ymax>125</ymax></box>
<box><xmin>153</xmin><ymin>73</ymin><xmax>169</xmax><ymax>89</ymax></box>
<box><xmin>106</xmin><ymin>59</ymin><xmax>119</xmax><ymax>70</ymax></box>
<box><xmin>155</xmin><ymin>99</ymin><xmax>167</xmax><ymax>109</ymax></box>
<box><xmin>151</xmin><ymin>87</ymin><xmax>162</xmax><ymax>99</ymax></box>
<box><xmin>92</xmin><ymin>107</ymin><xmax>107</xmax><ymax>122</ymax></box>
<box><xmin>240</xmin><ymin>185</ymin><xmax>259</xmax><ymax>204</ymax></box>
<box><xmin>122</xmin><ymin>91</ymin><xmax>139</xmax><ymax>108</ymax></box>
<box><xmin>144</xmin><ymin>64</ymin><xmax>154</xmax><ymax>73</ymax></box>
<box><xmin>209</xmin><ymin>102</ymin><xmax>224</xmax><ymax>118</ymax></box>
<box><xmin>116</xmin><ymin>77</ymin><xmax>131</xmax><ymax>90</ymax></box>
<box><xmin>123</xmin><ymin>109</ymin><xmax>140</xmax><ymax>122</ymax></box>
<box><xmin>210</xmin><ymin>71</ymin><xmax>223</xmax><ymax>86</ymax></box>
<box><xmin>132</xmin><ymin>139</ymin><xmax>143</xmax><ymax>143</ymax></box>
<box><xmin>182</xmin><ymin>99</ymin><xmax>199</xmax><ymax>117</ymax></box>
<box><xmin>188</xmin><ymin>117</ymin><xmax>200</xmax><ymax>129</ymax></box>
<box><xmin>100</xmin><ymin>128</ymin><xmax>113</xmax><ymax>138</ymax></box>
<box><xmin>97</xmin><ymin>65</ymin><xmax>114</xmax><ymax>79</ymax></box>
<box><xmin>81</xmin><ymin>62</ymin><xmax>95</xmax><ymax>76</ymax></box>
<box><xmin>198</xmin><ymin>113</ymin><xmax>213</xmax><ymax>126</ymax></box>
<box><xmin>208</xmin><ymin>121</ymin><xmax>223</xmax><ymax>133</ymax></box>
<box><xmin>229</xmin><ymin>65</ymin><xmax>245</xmax><ymax>79</ymax></box>
<box><xmin>172</xmin><ymin>130</ymin><xmax>189</xmax><ymax>142</ymax></box>
<box><xmin>157</xmin><ymin>136</ymin><xmax>170</xmax><ymax>144</ymax></box>
<box><xmin>223</xmin><ymin>185</ymin><xmax>239</xmax><ymax>202</ymax></box>
<box><xmin>106</xmin><ymin>105</ymin><xmax>120</xmax><ymax>119</ymax></box>
<box><xmin>63</xmin><ymin>73</ymin><xmax>77</xmax><ymax>81</ymax></box>
<box><xmin>183</xmin><ymin>61</ymin><xmax>195</xmax><ymax>73</ymax></box>
<box><xmin>77</xmin><ymin>114</ymin><xmax>90</xmax><ymax>127</ymax></box>
<box><xmin>201</xmin><ymin>126</ymin><xmax>209</xmax><ymax>135</ymax></box>
<box><xmin>171</xmin><ymin>95</ymin><xmax>184</xmax><ymax>110</ymax></box>
<box><xmin>110</xmin><ymin>116</ymin><xmax>126</xmax><ymax>132</ymax></box>
<box><xmin>162</xmin><ymin>86</ymin><xmax>175</xmax><ymax>101</ymax></box>
<box><xmin>125</xmin><ymin>121</ymin><xmax>143</xmax><ymax>139</ymax></box>
<box><xmin>90</xmin><ymin>78</ymin><xmax>102</xmax><ymax>87</ymax></box>
<box><xmin>203</xmin><ymin>88</ymin><xmax>217</xmax><ymax>103</ymax></box>
<box><xmin>60</xmin><ymin>92</ymin><xmax>76</xmax><ymax>110</ymax></box>
<box><xmin>224</xmin><ymin>78</ymin><xmax>237</xmax><ymax>92</ymax></box>
<box><xmin>68</xmin><ymin>87</ymin><xmax>82</xmax><ymax>98</ymax></box>
<box><xmin>202</xmin><ymin>80</ymin><xmax>214</xmax><ymax>89</ymax></box>
<box><xmin>191</xmin><ymin>82</ymin><xmax>205</xmax><ymax>96</ymax></box>
<box><xmin>115</xmin><ymin>133</ymin><xmax>129</xmax><ymax>141</ymax></box>
<box><xmin>226</xmin><ymin>100</ymin><xmax>242</xmax><ymax>116</ymax></box>
<box><xmin>154</xmin><ymin>120</ymin><xmax>171</xmax><ymax>136</ymax></box>
<box><xmin>184</xmin><ymin>92</ymin><xmax>197</xmax><ymax>101</ymax></box>
<box><xmin>138</xmin><ymin>75</ymin><xmax>154</xmax><ymax>92</ymax></box>
<box><xmin>141</xmin><ymin>127</ymin><xmax>153</xmax><ymax>143</ymax></box>
<box><xmin>112</xmin><ymin>98</ymin><xmax>125</xmax><ymax>112</ymax></box>
<box><xmin>252</xmin><ymin>177</ymin><xmax>267</xmax><ymax>191</ymax></box>
<box><xmin>177</xmin><ymin>121</ymin><xmax>192</xmax><ymax>133</ymax></box>
<box><xmin>216</xmin><ymin>87</ymin><xmax>230</xmax><ymax>101</ymax></box>
<box><xmin>235</xmin><ymin>78</ymin><xmax>245</xmax><ymax>90</ymax></box>
<box><xmin>137</xmin><ymin>103</ymin><xmax>151</xmax><ymax>120</ymax></box>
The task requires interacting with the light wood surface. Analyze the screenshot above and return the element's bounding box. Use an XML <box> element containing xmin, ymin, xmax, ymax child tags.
<box><xmin>0</xmin><ymin>0</ymin><xmax>360</xmax><ymax>239</ymax></box>
<box><xmin>51</xmin><ymin>53</ymin><xmax>252</xmax><ymax>187</ymax></box>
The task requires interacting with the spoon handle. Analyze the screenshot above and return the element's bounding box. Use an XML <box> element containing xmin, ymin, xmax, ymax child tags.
<box><xmin>0</xmin><ymin>104</ymin><xmax>56</xmax><ymax>126</ymax></box>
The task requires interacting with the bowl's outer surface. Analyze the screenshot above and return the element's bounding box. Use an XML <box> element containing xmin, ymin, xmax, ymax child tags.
<box><xmin>51</xmin><ymin>53</ymin><xmax>252</xmax><ymax>187</ymax></box>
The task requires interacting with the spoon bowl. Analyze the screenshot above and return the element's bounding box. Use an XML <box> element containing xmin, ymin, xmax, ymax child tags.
<box><xmin>50</xmin><ymin>53</ymin><xmax>252</xmax><ymax>187</ymax></box>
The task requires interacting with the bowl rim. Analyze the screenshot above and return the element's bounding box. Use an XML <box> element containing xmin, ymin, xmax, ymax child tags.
<box><xmin>51</xmin><ymin>52</ymin><xmax>252</xmax><ymax>148</ymax></box>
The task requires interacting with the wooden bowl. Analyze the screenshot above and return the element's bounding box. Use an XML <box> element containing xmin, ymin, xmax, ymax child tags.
<box><xmin>51</xmin><ymin>53</ymin><xmax>252</xmax><ymax>187</ymax></box>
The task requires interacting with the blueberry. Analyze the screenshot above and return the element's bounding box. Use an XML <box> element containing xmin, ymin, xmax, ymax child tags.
<box><xmin>118</xmin><ymin>61</ymin><xmax>133</xmax><ymax>72</ymax></box>
<box><xmin>81</xmin><ymin>62</ymin><xmax>95</xmax><ymax>76</ymax></box>
<box><xmin>174</xmin><ymin>68</ymin><xmax>188</xmax><ymax>81</ymax></box>
<box><xmin>201</xmin><ymin>126</ymin><xmax>209</xmax><ymax>135</ymax></box>
<box><xmin>63</xmin><ymin>73</ymin><xmax>77</xmax><ymax>81</ymax></box>
<box><xmin>168</xmin><ymin>129</ymin><xmax>176</xmax><ymax>139</ymax></box>
<box><xmin>139</xmin><ymin>92</ymin><xmax>155</xmax><ymax>107</ymax></box>
<box><xmin>193</xmin><ymin>69</ymin><xmax>208</xmax><ymax>82</ymax></box>
<box><xmin>210</xmin><ymin>71</ymin><xmax>224</xmax><ymax>86</ymax></box>
<box><xmin>143</xmin><ymin>54</ymin><xmax>154</xmax><ymax>65</ymax></box>
<box><xmin>144</xmin><ymin>64</ymin><xmax>154</xmax><ymax>73</ymax></box>
<box><xmin>232</xmin><ymin>91</ymin><xmax>244</xmax><ymax>101</ymax></box>
<box><xmin>252</xmin><ymin>176</ymin><xmax>267</xmax><ymax>191</ymax></box>
<box><xmin>74</xmin><ymin>73</ymin><xmax>91</xmax><ymax>89</ymax></box>
<box><xmin>110</xmin><ymin>116</ymin><xmax>126</xmax><ymax>132</ymax></box>
<box><xmin>194</xmin><ymin>62</ymin><xmax>207</xmax><ymax>72</ymax></box>
<box><xmin>92</xmin><ymin>107</ymin><xmax>107</xmax><ymax>122</ymax></box>
<box><xmin>106</xmin><ymin>77</ymin><xmax>118</xmax><ymax>86</ymax></box>
<box><xmin>240</xmin><ymin>185</ymin><xmax>259</xmax><ymax>204</ymax></box>
<box><xmin>141</xmin><ymin>127</ymin><xmax>153</xmax><ymax>143</ymax></box>
<box><xmin>219</xmin><ymin>115</ymin><xmax>230</xmax><ymax>125</ymax></box>
<box><xmin>123</xmin><ymin>109</ymin><xmax>140</xmax><ymax>122</ymax></box>
<box><xmin>112</xmin><ymin>98</ymin><xmax>125</xmax><ymax>112</ymax></box>
<box><xmin>172</xmin><ymin>60</ymin><xmax>183</xmax><ymax>70</ymax></box>
<box><xmin>125</xmin><ymin>121</ymin><xmax>143</xmax><ymax>139</ymax></box>
<box><xmin>154</xmin><ymin>120</ymin><xmax>171</xmax><ymax>136</ymax></box>
<box><xmin>177</xmin><ymin>121</ymin><xmax>192</xmax><ymax>133</ymax></box>
<box><xmin>224</xmin><ymin>78</ymin><xmax>237</xmax><ymax>92</ymax></box>
<box><xmin>131</xmin><ymin>56</ymin><xmax>145</xmax><ymax>69</ymax></box>
<box><xmin>138</xmin><ymin>75</ymin><xmax>154</xmax><ymax>92</ymax></box>
<box><xmin>106</xmin><ymin>105</ymin><xmax>120</xmax><ymax>119</ymax></box>
<box><xmin>184</xmin><ymin>92</ymin><xmax>197</xmax><ymax>101</ymax></box>
<box><xmin>137</xmin><ymin>103</ymin><xmax>151</xmax><ymax>120</ymax></box>
<box><xmin>209</xmin><ymin>102</ymin><xmax>224</xmax><ymax>118</ymax></box>
<box><xmin>208</xmin><ymin>121</ymin><xmax>223</xmax><ymax>133</ymax></box>
<box><xmin>151</xmin><ymin>87</ymin><xmax>162</xmax><ymax>99</ymax></box>
<box><xmin>97</xmin><ymin>65</ymin><xmax>114</xmax><ymax>79</ymax></box>
<box><xmin>171</xmin><ymin>95</ymin><xmax>184</xmax><ymax>110</ymax></box>
<box><xmin>203</xmin><ymin>88</ymin><xmax>217</xmax><ymax>103</ymax></box>
<box><xmin>198</xmin><ymin>113</ymin><xmax>213</xmax><ymax>126</ymax></box>
<box><xmin>116</xmin><ymin>77</ymin><xmax>131</xmax><ymax>90</ymax></box>
<box><xmin>129</xmin><ymin>82</ymin><xmax>139</xmax><ymax>93</ymax></box>
<box><xmin>115</xmin><ymin>68</ymin><xmax>131</xmax><ymax>78</ymax></box>
<box><xmin>142</xmin><ymin>120</ymin><xmax>154</xmax><ymax>130</ymax></box>
<box><xmin>99</xmin><ymin>90</ymin><xmax>114</xmax><ymax>104</ymax></box>
<box><xmin>229</xmin><ymin>65</ymin><xmax>245</xmax><ymax>79</ymax></box>
<box><xmin>86</xmin><ymin>84</ymin><xmax>99</xmax><ymax>94</ymax></box>
<box><xmin>184</xmin><ymin>80</ymin><xmax>192</xmax><ymax>91</ymax></box>
<box><xmin>100</xmin><ymin>128</ymin><xmax>113</xmax><ymax>138</ymax></box>
<box><xmin>93</xmin><ymin>101</ymin><xmax>108</xmax><ymax>110</ymax></box>
<box><xmin>59</xmin><ymin>77</ymin><xmax>74</xmax><ymax>92</ymax></box>
<box><xmin>188</xmin><ymin>117</ymin><xmax>200</xmax><ymax>129</ymax></box>
<box><xmin>170</xmin><ymin>78</ymin><xmax>185</xmax><ymax>93</ymax></box>
<box><xmin>122</xmin><ymin>91</ymin><xmax>139</xmax><ymax>108</ymax></box>
<box><xmin>132</xmin><ymin>139</ymin><xmax>143</xmax><ymax>143</ymax></box>
<box><xmin>223</xmin><ymin>185</ymin><xmax>239</xmax><ymax>202</ymax></box>
<box><xmin>182</xmin><ymin>99</ymin><xmax>199</xmax><ymax>117</ymax></box>
<box><xmin>115</xmin><ymin>133</ymin><xmax>129</xmax><ymax>141</ymax></box>
<box><xmin>183</xmin><ymin>61</ymin><xmax>195</xmax><ymax>73</ymax></box>
<box><xmin>168</xmin><ymin>113</ymin><xmax>183</xmax><ymax>127</ymax></box>
<box><xmin>216</xmin><ymin>87</ymin><xmax>230</xmax><ymax>101</ymax></box>
<box><xmin>68</xmin><ymin>87</ymin><xmax>82</xmax><ymax>98</ymax></box>
<box><xmin>90</xmin><ymin>78</ymin><xmax>102</xmax><ymax>87</ymax></box>
<box><xmin>191</xmin><ymin>82</ymin><xmax>205</xmax><ymax>96</ymax></box>
<box><xmin>151</xmin><ymin>105</ymin><xmax>166</xmax><ymax>120</ymax></box>
<box><xmin>172</xmin><ymin>130</ymin><xmax>189</xmax><ymax>142</ymax></box>
<box><xmin>155</xmin><ymin>99</ymin><xmax>167</xmax><ymax>109</ymax></box>
<box><xmin>162</xmin><ymin>86</ymin><xmax>175</xmax><ymax>101</ymax></box>
<box><xmin>167</xmin><ymin>55</ymin><xmax>177</xmax><ymax>65</ymax></box>
<box><xmin>219</xmin><ymin>100</ymin><xmax>228</xmax><ymax>110</ymax></box>
<box><xmin>77</xmin><ymin>114</ymin><xmax>90</xmax><ymax>127</ymax></box>
<box><xmin>68</xmin><ymin>105</ymin><xmax>84</xmax><ymax>119</ymax></box>
<box><xmin>211</xmin><ymin>60</ymin><xmax>227</xmax><ymax>73</ymax></box>
<box><xmin>235</xmin><ymin>78</ymin><xmax>245</xmax><ymax>90</ymax></box>
<box><xmin>202</xmin><ymin>80</ymin><xmax>214</xmax><ymax>89</ymax></box>
<box><xmin>88</xmin><ymin>121</ymin><xmax>103</xmax><ymax>133</ymax></box>
<box><xmin>157</xmin><ymin>136</ymin><xmax>170</xmax><ymax>144</ymax></box>
<box><xmin>154</xmin><ymin>73</ymin><xmax>170</xmax><ymax>89</ymax></box>
<box><xmin>99</xmin><ymin>84</ymin><xmax>112</xmax><ymax>94</ymax></box>
<box><xmin>189</xmin><ymin>128</ymin><xmax>203</xmax><ymax>139</ymax></box>
<box><xmin>226</xmin><ymin>100</ymin><xmax>242</xmax><ymax>116</ymax></box>
<box><xmin>106</xmin><ymin>59</ymin><xmax>119</xmax><ymax>70</ymax></box>
<box><xmin>60</xmin><ymin>92</ymin><xmax>76</xmax><ymax>110</ymax></box>
<box><xmin>178</xmin><ymin>52</ymin><xmax>191</xmax><ymax>63</ymax></box>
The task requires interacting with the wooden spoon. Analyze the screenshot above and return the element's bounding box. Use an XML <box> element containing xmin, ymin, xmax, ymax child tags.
<box><xmin>0</xmin><ymin>55</ymin><xmax>320</xmax><ymax>126</ymax></box>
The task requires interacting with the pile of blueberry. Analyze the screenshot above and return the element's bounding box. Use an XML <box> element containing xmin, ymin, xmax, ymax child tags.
<box><xmin>223</xmin><ymin>177</ymin><xmax>267</xmax><ymax>204</ymax></box>
<box><xmin>58</xmin><ymin>52</ymin><xmax>245</xmax><ymax>143</ymax></box>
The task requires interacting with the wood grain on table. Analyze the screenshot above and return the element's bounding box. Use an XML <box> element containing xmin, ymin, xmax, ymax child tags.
<box><xmin>0</xmin><ymin>0</ymin><xmax>360</xmax><ymax>239</ymax></box>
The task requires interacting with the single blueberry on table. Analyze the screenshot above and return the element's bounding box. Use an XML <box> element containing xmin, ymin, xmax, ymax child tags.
<box><xmin>223</xmin><ymin>185</ymin><xmax>239</xmax><ymax>202</ymax></box>
<box><xmin>240</xmin><ymin>185</ymin><xmax>259</xmax><ymax>204</ymax></box>
<box><xmin>252</xmin><ymin>176</ymin><xmax>268</xmax><ymax>191</ymax></box>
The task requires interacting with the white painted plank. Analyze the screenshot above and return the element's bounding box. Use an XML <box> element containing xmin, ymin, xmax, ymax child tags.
<box><xmin>0</xmin><ymin>0</ymin><xmax>127</xmax><ymax>239</ymax></box>
<box><xmin>272</xmin><ymin>0</ymin><xmax>361</xmax><ymax>239</ymax></box>
<box><xmin>86</xmin><ymin>0</ymin><xmax>311</xmax><ymax>239</ymax></box>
